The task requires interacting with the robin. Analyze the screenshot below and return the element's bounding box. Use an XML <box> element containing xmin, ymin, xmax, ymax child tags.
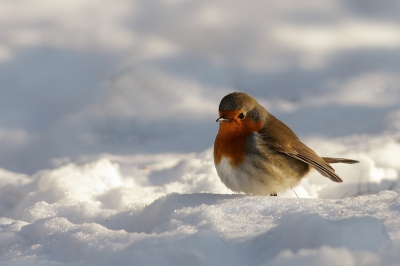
<box><xmin>214</xmin><ymin>92</ymin><xmax>359</xmax><ymax>196</ymax></box>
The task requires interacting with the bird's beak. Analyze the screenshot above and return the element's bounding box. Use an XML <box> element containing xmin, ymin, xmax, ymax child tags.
<box><xmin>216</xmin><ymin>116</ymin><xmax>231</xmax><ymax>123</ymax></box>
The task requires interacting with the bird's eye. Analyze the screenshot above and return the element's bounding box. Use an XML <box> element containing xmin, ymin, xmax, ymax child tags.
<box><xmin>238</xmin><ymin>112</ymin><xmax>246</xmax><ymax>120</ymax></box>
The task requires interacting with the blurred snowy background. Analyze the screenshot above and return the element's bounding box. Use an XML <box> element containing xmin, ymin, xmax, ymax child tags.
<box><xmin>2</xmin><ymin>0</ymin><xmax>400</xmax><ymax>175</ymax></box>
<box><xmin>1</xmin><ymin>0</ymin><xmax>400</xmax><ymax>265</ymax></box>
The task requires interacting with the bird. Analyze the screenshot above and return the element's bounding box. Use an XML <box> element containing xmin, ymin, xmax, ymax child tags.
<box><xmin>213</xmin><ymin>92</ymin><xmax>359</xmax><ymax>196</ymax></box>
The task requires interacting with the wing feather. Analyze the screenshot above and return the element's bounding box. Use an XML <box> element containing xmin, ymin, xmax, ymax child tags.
<box><xmin>268</xmin><ymin>142</ymin><xmax>343</xmax><ymax>183</ymax></box>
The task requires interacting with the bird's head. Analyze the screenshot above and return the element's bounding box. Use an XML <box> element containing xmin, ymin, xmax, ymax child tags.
<box><xmin>216</xmin><ymin>92</ymin><xmax>267</xmax><ymax>136</ymax></box>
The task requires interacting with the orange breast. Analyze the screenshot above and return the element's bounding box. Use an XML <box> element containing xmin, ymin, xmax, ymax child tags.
<box><xmin>214</xmin><ymin>116</ymin><xmax>263</xmax><ymax>167</ymax></box>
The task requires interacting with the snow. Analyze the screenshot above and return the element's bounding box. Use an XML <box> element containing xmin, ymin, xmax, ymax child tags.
<box><xmin>1</xmin><ymin>0</ymin><xmax>400</xmax><ymax>265</ymax></box>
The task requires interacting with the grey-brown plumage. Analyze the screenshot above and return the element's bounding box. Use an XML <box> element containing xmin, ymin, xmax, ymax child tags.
<box><xmin>214</xmin><ymin>92</ymin><xmax>359</xmax><ymax>196</ymax></box>
<box><xmin>259</xmin><ymin>112</ymin><xmax>358</xmax><ymax>183</ymax></box>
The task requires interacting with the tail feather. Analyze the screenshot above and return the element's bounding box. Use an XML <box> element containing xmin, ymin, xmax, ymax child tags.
<box><xmin>322</xmin><ymin>157</ymin><xmax>359</xmax><ymax>164</ymax></box>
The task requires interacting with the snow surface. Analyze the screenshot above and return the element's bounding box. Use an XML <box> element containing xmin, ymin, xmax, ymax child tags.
<box><xmin>1</xmin><ymin>0</ymin><xmax>400</xmax><ymax>265</ymax></box>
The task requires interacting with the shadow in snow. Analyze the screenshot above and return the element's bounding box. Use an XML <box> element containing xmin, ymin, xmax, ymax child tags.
<box><xmin>247</xmin><ymin>213</ymin><xmax>389</xmax><ymax>263</ymax></box>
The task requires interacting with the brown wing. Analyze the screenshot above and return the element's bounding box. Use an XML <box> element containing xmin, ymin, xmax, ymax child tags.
<box><xmin>258</xmin><ymin>113</ymin><xmax>344</xmax><ymax>182</ymax></box>
<box><xmin>269</xmin><ymin>142</ymin><xmax>343</xmax><ymax>183</ymax></box>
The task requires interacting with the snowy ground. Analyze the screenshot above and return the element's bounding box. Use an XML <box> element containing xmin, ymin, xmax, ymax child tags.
<box><xmin>1</xmin><ymin>0</ymin><xmax>400</xmax><ymax>265</ymax></box>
